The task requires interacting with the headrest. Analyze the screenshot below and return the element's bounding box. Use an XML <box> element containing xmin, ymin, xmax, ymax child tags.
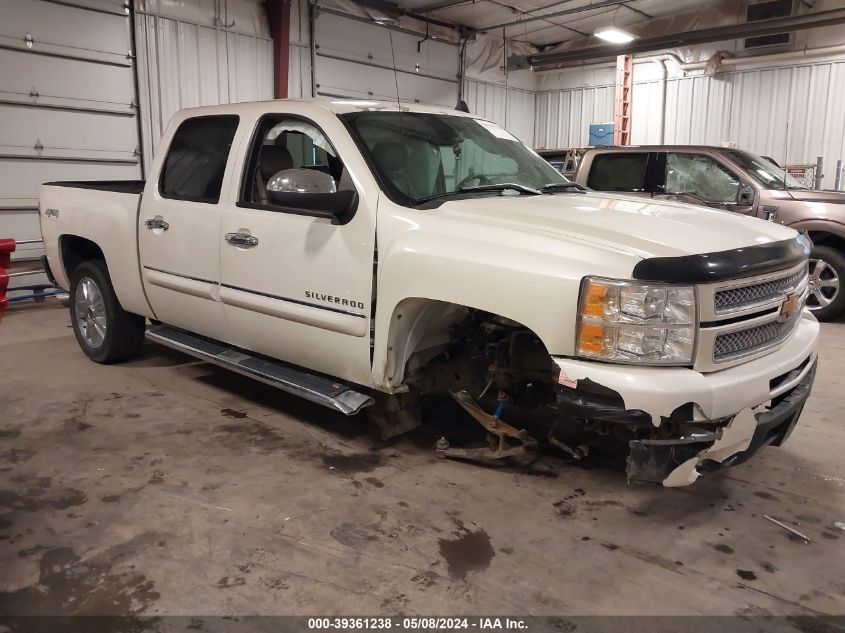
<box><xmin>259</xmin><ymin>145</ymin><xmax>293</xmax><ymax>179</ymax></box>
<box><xmin>371</xmin><ymin>142</ymin><xmax>407</xmax><ymax>174</ymax></box>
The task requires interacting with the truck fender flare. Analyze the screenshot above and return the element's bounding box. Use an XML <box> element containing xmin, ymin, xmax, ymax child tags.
<box><xmin>374</xmin><ymin>297</ymin><xmax>532</xmax><ymax>391</ymax></box>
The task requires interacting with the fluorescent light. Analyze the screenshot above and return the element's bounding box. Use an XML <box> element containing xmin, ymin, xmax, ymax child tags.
<box><xmin>594</xmin><ymin>27</ymin><xmax>635</xmax><ymax>44</ymax></box>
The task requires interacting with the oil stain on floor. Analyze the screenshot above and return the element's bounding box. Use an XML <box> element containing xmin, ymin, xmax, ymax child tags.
<box><xmin>438</xmin><ymin>515</ymin><xmax>495</xmax><ymax>581</ymax></box>
<box><xmin>0</xmin><ymin>543</ymin><xmax>160</xmax><ymax>619</ymax></box>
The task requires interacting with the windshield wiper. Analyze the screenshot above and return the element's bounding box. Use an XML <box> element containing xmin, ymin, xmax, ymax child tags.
<box><xmin>413</xmin><ymin>183</ymin><xmax>541</xmax><ymax>206</ymax></box>
<box><xmin>541</xmin><ymin>182</ymin><xmax>587</xmax><ymax>194</ymax></box>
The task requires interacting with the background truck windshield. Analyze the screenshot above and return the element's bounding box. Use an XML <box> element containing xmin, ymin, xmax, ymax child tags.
<box><xmin>724</xmin><ymin>149</ymin><xmax>807</xmax><ymax>190</ymax></box>
<box><xmin>342</xmin><ymin>111</ymin><xmax>564</xmax><ymax>205</ymax></box>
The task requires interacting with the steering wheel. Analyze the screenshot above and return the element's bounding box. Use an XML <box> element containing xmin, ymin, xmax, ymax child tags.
<box><xmin>455</xmin><ymin>173</ymin><xmax>490</xmax><ymax>190</ymax></box>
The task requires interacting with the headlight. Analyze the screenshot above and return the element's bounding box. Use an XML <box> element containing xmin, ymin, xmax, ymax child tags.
<box><xmin>576</xmin><ymin>277</ymin><xmax>696</xmax><ymax>365</ymax></box>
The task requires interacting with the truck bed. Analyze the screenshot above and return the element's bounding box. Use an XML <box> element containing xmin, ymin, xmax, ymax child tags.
<box><xmin>43</xmin><ymin>180</ymin><xmax>145</xmax><ymax>195</ymax></box>
<box><xmin>39</xmin><ymin>179</ymin><xmax>152</xmax><ymax>319</ymax></box>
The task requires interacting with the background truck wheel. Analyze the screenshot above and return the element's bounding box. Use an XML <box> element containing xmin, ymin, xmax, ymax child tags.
<box><xmin>69</xmin><ymin>260</ymin><xmax>146</xmax><ymax>363</ymax></box>
<box><xmin>807</xmin><ymin>246</ymin><xmax>845</xmax><ymax>322</ymax></box>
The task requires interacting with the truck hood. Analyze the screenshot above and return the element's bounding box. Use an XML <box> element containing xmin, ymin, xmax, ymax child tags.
<box><xmin>438</xmin><ymin>191</ymin><xmax>797</xmax><ymax>260</ymax></box>
<box><xmin>788</xmin><ymin>190</ymin><xmax>845</xmax><ymax>204</ymax></box>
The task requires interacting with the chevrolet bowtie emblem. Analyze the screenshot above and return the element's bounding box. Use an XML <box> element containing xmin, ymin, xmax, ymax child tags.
<box><xmin>779</xmin><ymin>291</ymin><xmax>801</xmax><ymax>322</ymax></box>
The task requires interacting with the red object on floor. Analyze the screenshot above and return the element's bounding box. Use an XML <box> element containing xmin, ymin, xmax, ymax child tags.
<box><xmin>0</xmin><ymin>239</ymin><xmax>16</xmax><ymax>320</ymax></box>
<box><xmin>0</xmin><ymin>277</ymin><xmax>7</xmax><ymax>319</ymax></box>
<box><xmin>0</xmin><ymin>238</ymin><xmax>14</xmax><ymax>268</ymax></box>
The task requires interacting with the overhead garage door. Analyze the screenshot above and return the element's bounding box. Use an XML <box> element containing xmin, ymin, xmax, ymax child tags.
<box><xmin>0</xmin><ymin>0</ymin><xmax>142</xmax><ymax>266</ymax></box>
<box><xmin>314</xmin><ymin>10</ymin><xmax>459</xmax><ymax>107</ymax></box>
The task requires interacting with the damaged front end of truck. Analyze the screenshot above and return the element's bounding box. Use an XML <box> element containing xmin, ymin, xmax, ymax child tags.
<box><xmin>419</xmin><ymin>334</ymin><xmax>816</xmax><ymax>487</ymax></box>
<box><xmin>409</xmin><ymin>235</ymin><xmax>819</xmax><ymax>486</ymax></box>
<box><xmin>553</xmin><ymin>359</ymin><xmax>816</xmax><ymax>486</ymax></box>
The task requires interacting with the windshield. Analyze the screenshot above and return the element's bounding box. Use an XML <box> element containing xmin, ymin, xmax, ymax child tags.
<box><xmin>340</xmin><ymin>111</ymin><xmax>566</xmax><ymax>206</ymax></box>
<box><xmin>724</xmin><ymin>149</ymin><xmax>806</xmax><ymax>190</ymax></box>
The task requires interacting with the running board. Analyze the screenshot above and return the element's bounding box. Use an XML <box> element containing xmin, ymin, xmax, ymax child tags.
<box><xmin>145</xmin><ymin>325</ymin><xmax>374</xmax><ymax>415</ymax></box>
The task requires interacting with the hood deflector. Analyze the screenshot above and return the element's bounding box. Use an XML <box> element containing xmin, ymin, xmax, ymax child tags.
<box><xmin>632</xmin><ymin>234</ymin><xmax>812</xmax><ymax>283</ymax></box>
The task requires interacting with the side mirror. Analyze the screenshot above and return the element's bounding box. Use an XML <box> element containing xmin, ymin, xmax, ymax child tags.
<box><xmin>265</xmin><ymin>168</ymin><xmax>358</xmax><ymax>225</ymax></box>
<box><xmin>737</xmin><ymin>182</ymin><xmax>755</xmax><ymax>206</ymax></box>
<box><xmin>267</xmin><ymin>168</ymin><xmax>336</xmax><ymax>194</ymax></box>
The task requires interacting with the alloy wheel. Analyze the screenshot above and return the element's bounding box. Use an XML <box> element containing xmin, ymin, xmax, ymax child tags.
<box><xmin>74</xmin><ymin>277</ymin><xmax>107</xmax><ymax>348</ymax></box>
<box><xmin>807</xmin><ymin>257</ymin><xmax>840</xmax><ymax>311</ymax></box>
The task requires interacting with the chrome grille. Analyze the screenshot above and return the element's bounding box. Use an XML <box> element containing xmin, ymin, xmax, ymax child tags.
<box><xmin>713</xmin><ymin>308</ymin><xmax>803</xmax><ymax>362</ymax></box>
<box><xmin>714</xmin><ymin>264</ymin><xmax>808</xmax><ymax>314</ymax></box>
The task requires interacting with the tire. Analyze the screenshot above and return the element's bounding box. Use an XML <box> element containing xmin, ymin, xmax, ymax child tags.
<box><xmin>69</xmin><ymin>260</ymin><xmax>146</xmax><ymax>363</ymax></box>
<box><xmin>807</xmin><ymin>245</ymin><xmax>845</xmax><ymax>322</ymax></box>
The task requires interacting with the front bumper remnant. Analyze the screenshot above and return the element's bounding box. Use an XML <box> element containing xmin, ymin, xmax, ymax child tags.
<box><xmin>627</xmin><ymin>361</ymin><xmax>816</xmax><ymax>486</ymax></box>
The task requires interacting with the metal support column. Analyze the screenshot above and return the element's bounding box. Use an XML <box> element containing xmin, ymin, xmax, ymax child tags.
<box><xmin>613</xmin><ymin>54</ymin><xmax>632</xmax><ymax>146</ymax></box>
<box><xmin>309</xmin><ymin>1</ymin><xmax>318</xmax><ymax>98</ymax></box>
<box><xmin>266</xmin><ymin>0</ymin><xmax>292</xmax><ymax>99</ymax></box>
<box><xmin>814</xmin><ymin>156</ymin><xmax>824</xmax><ymax>190</ymax></box>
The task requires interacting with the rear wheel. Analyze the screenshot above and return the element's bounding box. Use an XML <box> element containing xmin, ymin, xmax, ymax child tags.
<box><xmin>806</xmin><ymin>246</ymin><xmax>845</xmax><ymax>322</ymax></box>
<box><xmin>70</xmin><ymin>260</ymin><xmax>146</xmax><ymax>363</ymax></box>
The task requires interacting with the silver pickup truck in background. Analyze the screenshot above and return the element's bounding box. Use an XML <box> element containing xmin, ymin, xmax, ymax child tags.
<box><xmin>574</xmin><ymin>145</ymin><xmax>845</xmax><ymax>321</ymax></box>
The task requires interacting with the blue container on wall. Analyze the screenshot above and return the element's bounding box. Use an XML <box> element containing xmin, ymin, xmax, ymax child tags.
<box><xmin>589</xmin><ymin>123</ymin><xmax>614</xmax><ymax>146</ymax></box>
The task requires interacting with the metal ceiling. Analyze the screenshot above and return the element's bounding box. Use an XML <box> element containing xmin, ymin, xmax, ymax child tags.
<box><xmin>528</xmin><ymin>6</ymin><xmax>845</xmax><ymax>65</ymax></box>
<box><xmin>387</xmin><ymin>0</ymin><xmax>710</xmax><ymax>47</ymax></box>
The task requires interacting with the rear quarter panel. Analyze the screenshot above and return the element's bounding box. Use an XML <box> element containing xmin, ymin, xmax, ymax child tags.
<box><xmin>39</xmin><ymin>184</ymin><xmax>154</xmax><ymax>318</ymax></box>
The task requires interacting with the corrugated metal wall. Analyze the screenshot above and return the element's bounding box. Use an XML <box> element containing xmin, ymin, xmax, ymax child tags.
<box><xmin>629</xmin><ymin>79</ymin><xmax>665</xmax><ymax>145</ymax></box>
<box><xmin>534</xmin><ymin>85</ymin><xmax>614</xmax><ymax>149</ymax></box>
<box><xmin>661</xmin><ymin>60</ymin><xmax>845</xmax><ymax>188</ymax></box>
<box><xmin>535</xmin><ymin>55</ymin><xmax>845</xmax><ymax>188</ymax></box>
<box><xmin>463</xmin><ymin>79</ymin><xmax>536</xmax><ymax>146</ymax></box>
<box><xmin>0</xmin><ymin>0</ymin><xmax>141</xmax><ymax>265</ymax></box>
<box><xmin>134</xmin><ymin>0</ymin><xmax>273</xmax><ymax>173</ymax></box>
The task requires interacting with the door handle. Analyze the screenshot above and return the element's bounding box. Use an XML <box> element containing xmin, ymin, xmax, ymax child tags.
<box><xmin>225</xmin><ymin>232</ymin><xmax>259</xmax><ymax>247</ymax></box>
<box><xmin>144</xmin><ymin>218</ymin><xmax>169</xmax><ymax>230</ymax></box>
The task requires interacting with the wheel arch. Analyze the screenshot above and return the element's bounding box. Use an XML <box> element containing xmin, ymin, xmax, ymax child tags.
<box><xmin>59</xmin><ymin>233</ymin><xmax>154</xmax><ymax>319</ymax></box>
<box><xmin>374</xmin><ymin>296</ymin><xmax>545</xmax><ymax>391</ymax></box>
<box><xmin>59</xmin><ymin>234</ymin><xmax>105</xmax><ymax>281</ymax></box>
<box><xmin>807</xmin><ymin>230</ymin><xmax>845</xmax><ymax>253</ymax></box>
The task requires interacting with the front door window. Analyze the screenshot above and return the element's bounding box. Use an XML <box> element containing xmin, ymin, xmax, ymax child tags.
<box><xmin>665</xmin><ymin>153</ymin><xmax>740</xmax><ymax>204</ymax></box>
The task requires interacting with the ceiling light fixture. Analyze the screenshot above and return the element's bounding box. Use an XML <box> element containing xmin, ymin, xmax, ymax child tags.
<box><xmin>594</xmin><ymin>27</ymin><xmax>636</xmax><ymax>44</ymax></box>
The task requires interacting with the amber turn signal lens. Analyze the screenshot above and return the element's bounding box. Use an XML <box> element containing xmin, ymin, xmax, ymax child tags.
<box><xmin>583</xmin><ymin>281</ymin><xmax>608</xmax><ymax>317</ymax></box>
<box><xmin>578</xmin><ymin>323</ymin><xmax>605</xmax><ymax>354</ymax></box>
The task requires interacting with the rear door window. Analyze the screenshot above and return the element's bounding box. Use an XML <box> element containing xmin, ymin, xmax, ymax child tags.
<box><xmin>159</xmin><ymin>115</ymin><xmax>239</xmax><ymax>204</ymax></box>
<box><xmin>586</xmin><ymin>153</ymin><xmax>649</xmax><ymax>191</ymax></box>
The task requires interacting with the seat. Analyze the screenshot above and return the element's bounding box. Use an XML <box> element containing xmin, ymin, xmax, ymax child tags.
<box><xmin>259</xmin><ymin>145</ymin><xmax>293</xmax><ymax>181</ymax></box>
<box><xmin>371</xmin><ymin>142</ymin><xmax>410</xmax><ymax>195</ymax></box>
<box><xmin>371</xmin><ymin>142</ymin><xmax>407</xmax><ymax>174</ymax></box>
<box><xmin>256</xmin><ymin>145</ymin><xmax>294</xmax><ymax>203</ymax></box>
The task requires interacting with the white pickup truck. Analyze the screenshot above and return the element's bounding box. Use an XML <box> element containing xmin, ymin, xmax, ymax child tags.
<box><xmin>39</xmin><ymin>99</ymin><xmax>819</xmax><ymax>486</ymax></box>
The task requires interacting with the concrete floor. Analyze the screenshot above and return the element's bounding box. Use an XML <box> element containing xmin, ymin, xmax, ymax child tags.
<box><xmin>0</xmin><ymin>301</ymin><xmax>843</xmax><ymax>619</ymax></box>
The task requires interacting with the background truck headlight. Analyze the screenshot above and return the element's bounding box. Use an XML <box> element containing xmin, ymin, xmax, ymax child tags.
<box><xmin>576</xmin><ymin>277</ymin><xmax>696</xmax><ymax>365</ymax></box>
